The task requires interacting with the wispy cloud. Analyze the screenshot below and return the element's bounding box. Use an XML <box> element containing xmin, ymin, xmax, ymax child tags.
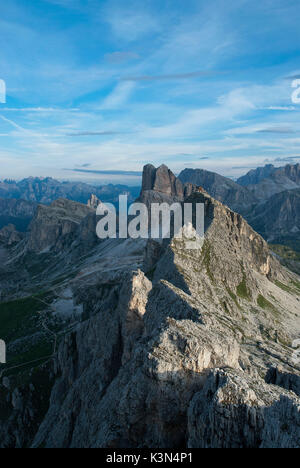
<box><xmin>273</xmin><ymin>156</ymin><xmax>300</xmax><ymax>162</ymax></box>
<box><xmin>66</xmin><ymin>131</ymin><xmax>127</xmax><ymax>137</ymax></box>
<box><xmin>70</xmin><ymin>168</ymin><xmax>142</xmax><ymax>176</ymax></box>
<box><xmin>100</xmin><ymin>82</ymin><xmax>136</xmax><ymax>109</ymax></box>
<box><xmin>257</xmin><ymin>126</ymin><xmax>296</xmax><ymax>134</ymax></box>
<box><xmin>102</xmin><ymin>5</ymin><xmax>161</xmax><ymax>42</ymax></box>
<box><xmin>285</xmin><ymin>74</ymin><xmax>300</xmax><ymax>80</ymax></box>
<box><xmin>121</xmin><ymin>70</ymin><xmax>225</xmax><ymax>82</ymax></box>
<box><xmin>263</xmin><ymin>106</ymin><xmax>296</xmax><ymax>111</ymax></box>
<box><xmin>0</xmin><ymin>115</ymin><xmax>26</xmax><ymax>132</ymax></box>
<box><xmin>0</xmin><ymin>107</ymin><xmax>79</xmax><ymax>113</ymax></box>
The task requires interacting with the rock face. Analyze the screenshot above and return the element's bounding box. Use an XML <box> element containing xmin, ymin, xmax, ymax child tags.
<box><xmin>139</xmin><ymin>164</ymin><xmax>185</xmax><ymax>206</ymax></box>
<box><xmin>178</xmin><ymin>168</ymin><xmax>256</xmax><ymax>213</ymax></box>
<box><xmin>87</xmin><ymin>194</ymin><xmax>102</xmax><ymax>210</ymax></box>
<box><xmin>239</xmin><ymin>163</ymin><xmax>300</xmax><ymax>200</ymax></box>
<box><xmin>27</xmin><ymin>198</ymin><xmax>94</xmax><ymax>253</ymax></box>
<box><xmin>139</xmin><ymin>164</ymin><xmax>196</xmax><ymax>209</ymax></box>
<box><xmin>237</xmin><ymin>164</ymin><xmax>277</xmax><ymax>186</ymax></box>
<box><xmin>246</xmin><ymin>188</ymin><xmax>300</xmax><ymax>243</ymax></box>
<box><xmin>141</xmin><ymin>164</ymin><xmax>183</xmax><ymax>197</ymax></box>
<box><xmin>0</xmin><ymin>224</ymin><xmax>24</xmax><ymax>246</ymax></box>
<box><xmin>179</xmin><ymin>164</ymin><xmax>300</xmax><ymax>259</ymax></box>
<box><xmin>188</xmin><ymin>368</ymin><xmax>300</xmax><ymax>448</ymax></box>
<box><xmin>1</xmin><ymin>164</ymin><xmax>300</xmax><ymax>449</ymax></box>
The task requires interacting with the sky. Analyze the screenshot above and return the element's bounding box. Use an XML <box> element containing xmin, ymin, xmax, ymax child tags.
<box><xmin>1</xmin><ymin>0</ymin><xmax>300</xmax><ymax>185</ymax></box>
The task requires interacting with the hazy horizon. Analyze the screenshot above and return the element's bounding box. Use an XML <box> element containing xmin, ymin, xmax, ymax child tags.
<box><xmin>1</xmin><ymin>159</ymin><xmax>299</xmax><ymax>187</ymax></box>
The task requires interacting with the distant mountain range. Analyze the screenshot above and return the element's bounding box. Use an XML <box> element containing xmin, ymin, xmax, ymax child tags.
<box><xmin>237</xmin><ymin>163</ymin><xmax>300</xmax><ymax>200</ymax></box>
<box><xmin>178</xmin><ymin>168</ymin><xmax>256</xmax><ymax>213</ymax></box>
<box><xmin>247</xmin><ymin>188</ymin><xmax>300</xmax><ymax>249</ymax></box>
<box><xmin>1</xmin><ymin>163</ymin><xmax>299</xmax><ymax>256</ymax></box>
<box><xmin>0</xmin><ymin>177</ymin><xmax>140</xmax><ymax>205</ymax></box>
<box><xmin>178</xmin><ymin>163</ymin><xmax>300</xmax><ymax>254</ymax></box>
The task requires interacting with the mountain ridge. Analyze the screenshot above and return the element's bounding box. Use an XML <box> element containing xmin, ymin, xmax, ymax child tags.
<box><xmin>0</xmin><ymin>177</ymin><xmax>140</xmax><ymax>205</ymax></box>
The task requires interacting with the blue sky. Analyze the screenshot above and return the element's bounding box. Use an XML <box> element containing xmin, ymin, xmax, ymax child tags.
<box><xmin>0</xmin><ymin>0</ymin><xmax>300</xmax><ymax>184</ymax></box>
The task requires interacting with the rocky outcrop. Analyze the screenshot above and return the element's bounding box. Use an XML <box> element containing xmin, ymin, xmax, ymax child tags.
<box><xmin>139</xmin><ymin>164</ymin><xmax>196</xmax><ymax>208</ymax></box>
<box><xmin>27</xmin><ymin>198</ymin><xmax>94</xmax><ymax>253</ymax></box>
<box><xmin>246</xmin><ymin>188</ymin><xmax>300</xmax><ymax>243</ymax></box>
<box><xmin>0</xmin><ymin>224</ymin><xmax>24</xmax><ymax>245</ymax></box>
<box><xmin>87</xmin><ymin>194</ymin><xmax>102</xmax><ymax>210</ymax></box>
<box><xmin>240</xmin><ymin>163</ymin><xmax>300</xmax><ymax>201</ymax></box>
<box><xmin>237</xmin><ymin>164</ymin><xmax>277</xmax><ymax>186</ymax></box>
<box><xmin>188</xmin><ymin>368</ymin><xmax>300</xmax><ymax>448</ymax></box>
<box><xmin>141</xmin><ymin>164</ymin><xmax>183</xmax><ymax>198</ymax></box>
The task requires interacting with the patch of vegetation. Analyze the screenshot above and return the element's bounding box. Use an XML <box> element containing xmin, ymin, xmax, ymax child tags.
<box><xmin>257</xmin><ymin>294</ymin><xmax>280</xmax><ymax>317</ymax></box>
<box><xmin>275</xmin><ymin>280</ymin><xmax>293</xmax><ymax>294</ymax></box>
<box><xmin>201</xmin><ymin>240</ymin><xmax>214</xmax><ymax>283</ymax></box>
<box><xmin>226</xmin><ymin>287</ymin><xmax>242</xmax><ymax>310</ymax></box>
<box><xmin>291</xmin><ymin>279</ymin><xmax>300</xmax><ymax>291</ymax></box>
<box><xmin>236</xmin><ymin>274</ymin><xmax>251</xmax><ymax>301</ymax></box>
<box><xmin>0</xmin><ymin>292</ymin><xmax>55</xmax><ymax>372</ymax></box>
<box><xmin>0</xmin><ymin>293</ymin><xmax>50</xmax><ymax>340</ymax></box>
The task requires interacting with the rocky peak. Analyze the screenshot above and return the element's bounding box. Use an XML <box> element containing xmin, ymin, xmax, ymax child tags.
<box><xmin>140</xmin><ymin>164</ymin><xmax>184</xmax><ymax>199</ymax></box>
<box><xmin>239</xmin><ymin>163</ymin><xmax>300</xmax><ymax>202</ymax></box>
<box><xmin>87</xmin><ymin>194</ymin><xmax>102</xmax><ymax>210</ymax></box>
<box><xmin>141</xmin><ymin>164</ymin><xmax>157</xmax><ymax>192</ymax></box>
<box><xmin>237</xmin><ymin>164</ymin><xmax>276</xmax><ymax>186</ymax></box>
<box><xmin>139</xmin><ymin>164</ymin><xmax>197</xmax><ymax>207</ymax></box>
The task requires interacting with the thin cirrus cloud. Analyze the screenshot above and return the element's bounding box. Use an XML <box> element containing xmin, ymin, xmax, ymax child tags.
<box><xmin>274</xmin><ymin>156</ymin><xmax>300</xmax><ymax>162</ymax></box>
<box><xmin>121</xmin><ymin>70</ymin><xmax>225</xmax><ymax>82</ymax></box>
<box><xmin>263</xmin><ymin>106</ymin><xmax>296</xmax><ymax>111</ymax></box>
<box><xmin>99</xmin><ymin>82</ymin><xmax>136</xmax><ymax>109</ymax></box>
<box><xmin>66</xmin><ymin>131</ymin><xmax>127</xmax><ymax>137</ymax></box>
<box><xmin>70</xmin><ymin>168</ymin><xmax>143</xmax><ymax>176</ymax></box>
<box><xmin>0</xmin><ymin>107</ymin><xmax>79</xmax><ymax>113</ymax></box>
<box><xmin>256</xmin><ymin>127</ymin><xmax>296</xmax><ymax>134</ymax></box>
<box><xmin>285</xmin><ymin>74</ymin><xmax>300</xmax><ymax>80</ymax></box>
